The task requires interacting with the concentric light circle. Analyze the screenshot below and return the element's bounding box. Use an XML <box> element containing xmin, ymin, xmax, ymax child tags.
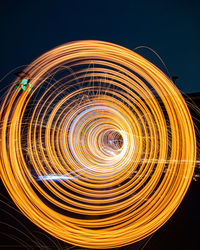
<box><xmin>0</xmin><ymin>40</ymin><xmax>196</xmax><ymax>249</ymax></box>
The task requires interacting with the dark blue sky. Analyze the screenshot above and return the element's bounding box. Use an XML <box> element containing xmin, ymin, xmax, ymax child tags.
<box><xmin>0</xmin><ymin>0</ymin><xmax>200</xmax><ymax>93</ymax></box>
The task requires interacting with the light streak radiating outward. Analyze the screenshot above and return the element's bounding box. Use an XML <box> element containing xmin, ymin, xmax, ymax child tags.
<box><xmin>0</xmin><ymin>40</ymin><xmax>196</xmax><ymax>249</ymax></box>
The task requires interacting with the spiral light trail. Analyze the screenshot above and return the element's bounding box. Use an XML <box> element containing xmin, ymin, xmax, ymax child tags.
<box><xmin>0</xmin><ymin>40</ymin><xmax>196</xmax><ymax>248</ymax></box>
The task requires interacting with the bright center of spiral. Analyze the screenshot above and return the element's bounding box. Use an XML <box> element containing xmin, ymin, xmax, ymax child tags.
<box><xmin>65</xmin><ymin>101</ymin><xmax>134</xmax><ymax>175</ymax></box>
<box><xmin>101</xmin><ymin>129</ymin><xmax>123</xmax><ymax>156</ymax></box>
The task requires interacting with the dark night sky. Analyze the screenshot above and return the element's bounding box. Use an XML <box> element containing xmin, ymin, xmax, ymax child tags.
<box><xmin>0</xmin><ymin>0</ymin><xmax>200</xmax><ymax>93</ymax></box>
<box><xmin>0</xmin><ymin>0</ymin><xmax>200</xmax><ymax>249</ymax></box>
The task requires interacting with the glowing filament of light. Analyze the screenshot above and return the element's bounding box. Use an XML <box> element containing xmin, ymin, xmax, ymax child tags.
<box><xmin>0</xmin><ymin>40</ymin><xmax>196</xmax><ymax>249</ymax></box>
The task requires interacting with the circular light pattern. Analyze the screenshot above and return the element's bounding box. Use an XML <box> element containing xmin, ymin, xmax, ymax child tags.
<box><xmin>0</xmin><ymin>40</ymin><xmax>196</xmax><ymax>249</ymax></box>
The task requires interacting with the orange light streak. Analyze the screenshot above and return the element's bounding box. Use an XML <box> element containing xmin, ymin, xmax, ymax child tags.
<box><xmin>0</xmin><ymin>40</ymin><xmax>196</xmax><ymax>249</ymax></box>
